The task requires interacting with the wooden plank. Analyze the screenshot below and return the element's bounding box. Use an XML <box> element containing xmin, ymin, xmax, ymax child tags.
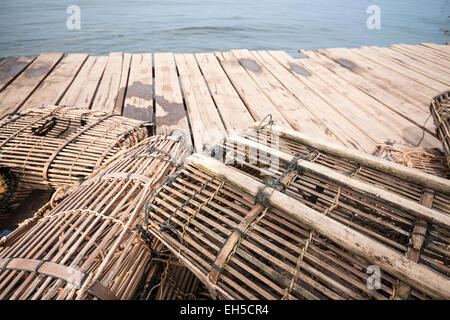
<box><xmin>20</xmin><ymin>54</ymin><xmax>88</xmax><ymax>110</ymax></box>
<box><xmin>301</xmin><ymin>50</ymin><xmax>435</xmax><ymax>135</ymax></box>
<box><xmin>122</xmin><ymin>53</ymin><xmax>153</xmax><ymax>121</ymax></box>
<box><xmin>243</xmin><ymin>51</ymin><xmax>345</xmax><ymax>145</ymax></box>
<box><xmin>59</xmin><ymin>56</ymin><xmax>107</xmax><ymax>108</ymax></box>
<box><xmin>195</xmin><ymin>52</ymin><xmax>254</xmax><ymax>132</ymax></box>
<box><xmin>215</xmin><ymin>51</ymin><xmax>291</xmax><ymax>128</ymax></box>
<box><xmin>390</xmin><ymin>44</ymin><xmax>450</xmax><ymax>70</ymax></box>
<box><xmin>370</xmin><ymin>47</ymin><xmax>450</xmax><ymax>84</ymax></box>
<box><xmin>0</xmin><ymin>52</ymin><xmax>64</xmax><ymax>117</ymax></box>
<box><xmin>113</xmin><ymin>53</ymin><xmax>132</xmax><ymax>115</ymax></box>
<box><xmin>0</xmin><ymin>56</ymin><xmax>35</xmax><ymax>92</ymax></box>
<box><xmin>384</xmin><ymin>46</ymin><xmax>450</xmax><ymax>74</ymax></box>
<box><xmin>420</xmin><ymin>43</ymin><xmax>450</xmax><ymax>56</ymax></box>
<box><xmin>316</xmin><ymin>47</ymin><xmax>435</xmax><ymax>109</ymax></box>
<box><xmin>230</xmin><ymin>49</ymin><xmax>329</xmax><ymax>139</ymax></box>
<box><xmin>174</xmin><ymin>53</ymin><xmax>227</xmax><ymax>151</ymax></box>
<box><xmin>354</xmin><ymin>47</ymin><xmax>448</xmax><ymax>92</ymax></box>
<box><xmin>264</xmin><ymin>50</ymin><xmax>394</xmax><ymax>145</ymax></box>
<box><xmin>91</xmin><ymin>52</ymin><xmax>124</xmax><ymax>113</ymax></box>
<box><xmin>296</xmin><ymin>55</ymin><xmax>440</xmax><ymax>148</ymax></box>
<box><xmin>262</xmin><ymin>50</ymin><xmax>375</xmax><ymax>153</ymax></box>
<box><xmin>154</xmin><ymin>53</ymin><xmax>191</xmax><ymax>143</ymax></box>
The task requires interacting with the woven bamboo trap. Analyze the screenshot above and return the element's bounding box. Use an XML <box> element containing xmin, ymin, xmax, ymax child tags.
<box><xmin>138</xmin><ymin>240</ymin><xmax>211</xmax><ymax>300</ymax></box>
<box><xmin>430</xmin><ymin>90</ymin><xmax>450</xmax><ymax>169</ymax></box>
<box><xmin>141</xmin><ymin>124</ymin><xmax>450</xmax><ymax>300</ymax></box>
<box><xmin>373</xmin><ymin>142</ymin><xmax>448</xmax><ymax>179</ymax></box>
<box><xmin>0</xmin><ymin>105</ymin><xmax>153</xmax><ymax>190</ymax></box>
<box><xmin>0</xmin><ymin>134</ymin><xmax>189</xmax><ymax>300</ymax></box>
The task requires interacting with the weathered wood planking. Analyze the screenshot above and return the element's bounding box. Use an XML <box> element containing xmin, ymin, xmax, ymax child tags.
<box><xmin>262</xmin><ymin>50</ymin><xmax>388</xmax><ymax>144</ymax></box>
<box><xmin>154</xmin><ymin>52</ymin><xmax>191</xmax><ymax>144</ymax></box>
<box><xmin>215</xmin><ymin>51</ymin><xmax>291</xmax><ymax>128</ymax></box>
<box><xmin>355</xmin><ymin>47</ymin><xmax>448</xmax><ymax>92</ymax></box>
<box><xmin>297</xmin><ymin>59</ymin><xmax>440</xmax><ymax>147</ymax></box>
<box><xmin>316</xmin><ymin>48</ymin><xmax>435</xmax><ymax>109</ymax></box>
<box><xmin>262</xmin><ymin>50</ymin><xmax>374</xmax><ymax>152</ymax></box>
<box><xmin>293</xmin><ymin>56</ymin><xmax>441</xmax><ymax>148</ymax></box>
<box><xmin>238</xmin><ymin>50</ymin><xmax>342</xmax><ymax>144</ymax></box>
<box><xmin>174</xmin><ymin>53</ymin><xmax>227</xmax><ymax>151</ymax></box>
<box><xmin>0</xmin><ymin>43</ymin><xmax>447</xmax><ymax>155</ymax></box>
<box><xmin>0</xmin><ymin>56</ymin><xmax>35</xmax><ymax>92</ymax></box>
<box><xmin>20</xmin><ymin>54</ymin><xmax>88</xmax><ymax>110</ymax></box>
<box><xmin>59</xmin><ymin>56</ymin><xmax>107</xmax><ymax>108</ymax></box>
<box><xmin>195</xmin><ymin>52</ymin><xmax>254</xmax><ymax>132</ymax></box>
<box><xmin>230</xmin><ymin>49</ymin><xmax>324</xmax><ymax>137</ymax></box>
<box><xmin>420</xmin><ymin>43</ymin><xmax>450</xmax><ymax>56</ymax></box>
<box><xmin>113</xmin><ymin>53</ymin><xmax>132</xmax><ymax>115</ymax></box>
<box><xmin>296</xmin><ymin>56</ymin><xmax>440</xmax><ymax>148</ymax></box>
<box><xmin>91</xmin><ymin>52</ymin><xmax>124</xmax><ymax>113</ymax></box>
<box><xmin>301</xmin><ymin>50</ymin><xmax>435</xmax><ymax>135</ymax></box>
<box><xmin>342</xmin><ymin>48</ymin><xmax>440</xmax><ymax>100</ymax></box>
<box><xmin>0</xmin><ymin>52</ymin><xmax>63</xmax><ymax>117</ymax></box>
<box><xmin>123</xmin><ymin>53</ymin><xmax>153</xmax><ymax>121</ymax></box>
<box><xmin>378</xmin><ymin>47</ymin><xmax>450</xmax><ymax>81</ymax></box>
<box><xmin>390</xmin><ymin>44</ymin><xmax>450</xmax><ymax>70</ymax></box>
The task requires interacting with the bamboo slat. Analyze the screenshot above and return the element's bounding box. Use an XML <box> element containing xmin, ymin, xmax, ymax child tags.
<box><xmin>141</xmin><ymin>126</ymin><xmax>450</xmax><ymax>300</ymax></box>
<box><xmin>430</xmin><ymin>91</ymin><xmax>450</xmax><ymax>169</ymax></box>
<box><xmin>0</xmin><ymin>134</ymin><xmax>189</xmax><ymax>300</ymax></box>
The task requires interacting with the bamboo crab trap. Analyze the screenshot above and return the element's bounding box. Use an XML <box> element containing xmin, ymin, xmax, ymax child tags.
<box><xmin>0</xmin><ymin>134</ymin><xmax>190</xmax><ymax>300</ymax></box>
<box><xmin>138</xmin><ymin>240</ymin><xmax>211</xmax><ymax>300</ymax></box>
<box><xmin>430</xmin><ymin>90</ymin><xmax>450</xmax><ymax>169</ymax></box>
<box><xmin>142</xmin><ymin>124</ymin><xmax>450</xmax><ymax>300</ymax></box>
<box><xmin>0</xmin><ymin>105</ymin><xmax>153</xmax><ymax>215</ymax></box>
<box><xmin>373</xmin><ymin>142</ymin><xmax>448</xmax><ymax>179</ymax></box>
<box><xmin>0</xmin><ymin>105</ymin><xmax>154</xmax><ymax>189</ymax></box>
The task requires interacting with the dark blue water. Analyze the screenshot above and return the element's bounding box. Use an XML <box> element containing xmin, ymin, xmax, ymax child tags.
<box><xmin>0</xmin><ymin>0</ymin><xmax>449</xmax><ymax>57</ymax></box>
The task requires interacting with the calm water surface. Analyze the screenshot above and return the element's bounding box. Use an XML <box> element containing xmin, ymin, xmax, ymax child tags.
<box><xmin>0</xmin><ymin>0</ymin><xmax>449</xmax><ymax>56</ymax></box>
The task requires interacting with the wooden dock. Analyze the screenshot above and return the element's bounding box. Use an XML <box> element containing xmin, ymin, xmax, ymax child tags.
<box><xmin>0</xmin><ymin>42</ymin><xmax>449</xmax><ymax>154</ymax></box>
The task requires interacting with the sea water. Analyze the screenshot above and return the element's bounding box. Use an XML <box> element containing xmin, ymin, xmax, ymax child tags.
<box><xmin>0</xmin><ymin>0</ymin><xmax>449</xmax><ymax>57</ymax></box>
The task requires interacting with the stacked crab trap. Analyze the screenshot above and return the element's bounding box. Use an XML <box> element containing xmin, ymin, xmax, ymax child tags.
<box><xmin>0</xmin><ymin>134</ymin><xmax>192</xmax><ymax>299</ymax></box>
<box><xmin>139</xmin><ymin>242</ymin><xmax>211</xmax><ymax>300</ymax></box>
<box><xmin>141</xmin><ymin>124</ymin><xmax>450</xmax><ymax>300</ymax></box>
<box><xmin>0</xmin><ymin>105</ymin><xmax>153</xmax><ymax>218</ymax></box>
<box><xmin>1</xmin><ymin>112</ymin><xmax>449</xmax><ymax>300</ymax></box>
